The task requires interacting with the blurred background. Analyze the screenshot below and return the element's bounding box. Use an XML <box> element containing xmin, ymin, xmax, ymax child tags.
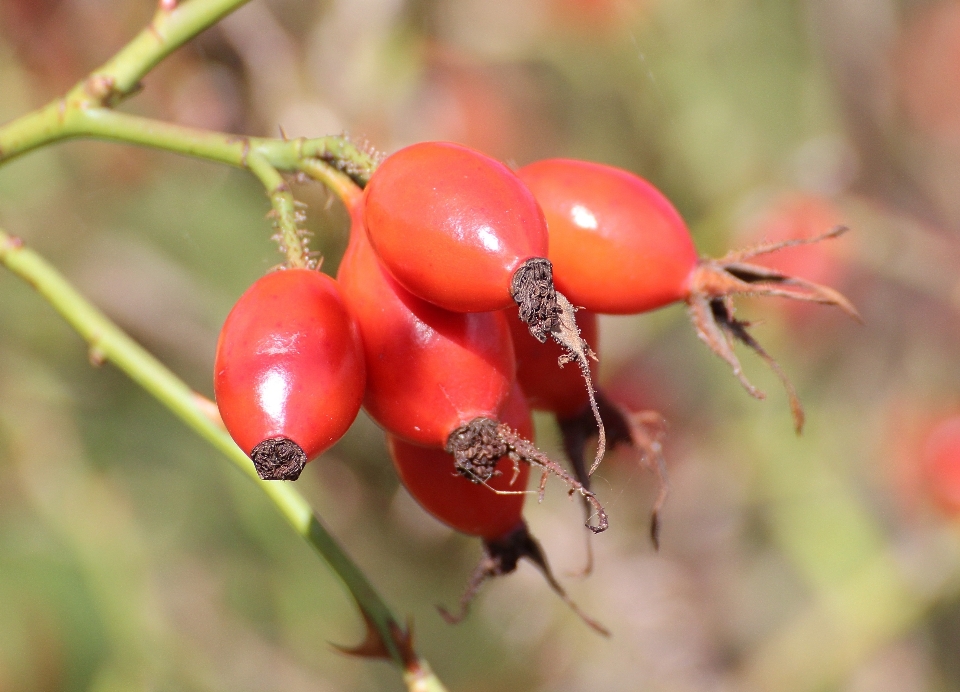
<box><xmin>3</xmin><ymin>0</ymin><xmax>960</xmax><ymax>689</ymax></box>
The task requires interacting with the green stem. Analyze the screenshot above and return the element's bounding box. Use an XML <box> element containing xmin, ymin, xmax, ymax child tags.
<box><xmin>246</xmin><ymin>153</ymin><xmax>309</xmax><ymax>268</ymax></box>
<box><xmin>0</xmin><ymin>106</ymin><xmax>376</xmax><ymax>266</ymax></box>
<box><xmin>74</xmin><ymin>0</ymin><xmax>255</xmax><ymax>105</ymax></box>
<box><xmin>0</xmin><ymin>228</ymin><xmax>448</xmax><ymax>692</ymax></box>
<box><xmin>0</xmin><ymin>108</ymin><xmax>379</xmax><ymax>185</ymax></box>
<box><xmin>298</xmin><ymin>158</ymin><xmax>364</xmax><ymax>214</ymax></box>
<box><xmin>67</xmin><ymin>108</ymin><xmax>249</xmax><ymax>165</ymax></box>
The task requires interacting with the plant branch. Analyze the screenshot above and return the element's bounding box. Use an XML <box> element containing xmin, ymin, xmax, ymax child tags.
<box><xmin>0</xmin><ymin>0</ymin><xmax>257</xmax><ymax>160</ymax></box>
<box><xmin>74</xmin><ymin>0</ymin><xmax>255</xmax><ymax>106</ymax></box>
<box><xmin>246</xmin><ymin>153</ymin><xmax>310</xmax><ymax>268</ymax></box>
<box><xmin>0</xmin><ymin>106</ymin><xmax>376</xmax><ymax>265</ymax></box>
<box><xmin>298</xmin><ymin>158</ymin><xmax>364</xmax><ymax>212</ymax></box>
<box><xmin>0</xmin><ymin>107</ymin><xmax>378</xmax><ymax>184</ymax></box>
<box><xmin>0</xmin><ymin>228</ymin><xmax>447</xmax><ymax>692</ymax></box>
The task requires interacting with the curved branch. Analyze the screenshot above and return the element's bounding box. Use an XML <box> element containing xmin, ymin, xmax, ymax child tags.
<box><xmin>76</xmin><ymin>0</ymin><xmax>255</xmax><ymax>106</ymax></box>
<box><xmin>0</xmin><ymin>108</ymin><xmax>378</xmax><ymax>185</ymax></box>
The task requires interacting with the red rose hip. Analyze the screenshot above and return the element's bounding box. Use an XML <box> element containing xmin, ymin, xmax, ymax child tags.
<box><xmin>519</xmin><ymin>158</ymin><xmax>859</xmax><ymax>433</ymax></box>
<box><xmin>519</xmin><ymin>159</ymin><xmax>698</xmax><ymax>315</ymax></box>
<box><xmin>364</xmin><ymin>141</ymin><xmax>548</xmax><ymax>315</ymax></box>
<box><xmin>337</xmin><ymin>203</ymin><xmax>516</xmax><ymax>448</ymax></box>
<box><xmin>387</xmin><ymin>382</ymin><xmax>535</xmax><ymax>540</ymax></box>
<box><xmin>389</xmin><ymin>383</ymin><xmax>608</xmax><ymax>635</ymax></box>
<box><xmin>214</xmin><ymin>268</ymin><xmax>365</xmax><ymax>481</ymax></box>
<box><xmin>363</xmin><ymin>142</ymin><xmax>607</xmax><ymax>470</ymax></box>
<box><xmin>338</xmin><ymin>202</ymin><xmax>608</xmax><ymax>532</ymax></box>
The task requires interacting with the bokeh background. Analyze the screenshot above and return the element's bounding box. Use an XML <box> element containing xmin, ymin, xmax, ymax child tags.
<box><xmin>3</xmin><ymin>0</ymin><xmax>960</xmax><ymax>689</ymax></box>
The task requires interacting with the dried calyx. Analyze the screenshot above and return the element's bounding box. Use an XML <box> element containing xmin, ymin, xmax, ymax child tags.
<box><xmin>251</xmin><ymin>437</ymin><xmax>307</xmax><ymax>481</ymax></box>
<box><xmin>446</xmin><ymin>417</ymin><xmax>608</xmax><ymax>534</ymax></box>
<box><xmin>511</xmin><ymin>258</ymin><xmax>558</xmax><ymax>343</ymax></box>
<box><xmin>559</xmin><ymin>390</ymin><xmax>668</xmax><ymax>551</ymax></box>
<box><xmin>437</xmin><ymin>522</ymin><xmax>610</xmax><ymax>637</ymax></box>
<box><xmin>687</xmin><ymin>226</ymin><xmax>860</xmax><ymax>434</ymax></box>
<box><xmin>511</xmin><ymin>258</ymin><xmax>607</xmax><ymax>475</ymax></box>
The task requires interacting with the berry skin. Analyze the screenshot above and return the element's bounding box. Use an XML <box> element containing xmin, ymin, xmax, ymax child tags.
<box><xmin>336</xmin><ymin>206</ymin><xmax>516</xmax><ymax>448</ymax></box>
<box><xmin>364</xmin><ymin>141</ymin><xmax>549</xmax><ymax>314</ymax></box>
<box><xmin>518</xmin><ymin>158</ymin><xmax>697</xmax><ymax>315</ymax></box>
<box><xmin>214</xmin><ymin>269</ymin><xmax>365</xmax><ymax>481</ymax></box>
<box><xmin>387</xmin><ymin>382</ymin><xmax>533</xmax><ymax>540</ymax></box>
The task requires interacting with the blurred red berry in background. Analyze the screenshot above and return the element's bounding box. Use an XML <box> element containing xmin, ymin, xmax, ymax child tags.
<box><xmin>921</xmin><ymin>414</ymin><xmax>960</xmax><ymax>516</ymax></box>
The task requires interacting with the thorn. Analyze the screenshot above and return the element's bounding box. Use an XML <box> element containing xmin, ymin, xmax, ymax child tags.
<box><xmin>331</xmin><ymin>608</ymin><xmax>418</xmax><ymax>669</ymax></box>
<box><xmin>0</xmin><ymin>234</ymin><xmax>23</xmax><ymax>258</ymax></box>
<box><xmin>88</xmin><ymin>345</ymin><xmax>106</xmax><ymax>367</ymax></box>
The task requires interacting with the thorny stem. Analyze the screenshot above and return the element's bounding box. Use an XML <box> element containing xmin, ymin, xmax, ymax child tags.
<box><xmin>0</xmin><ymin>53</ymin><xmax>377</xmax><ymax>264</ymax></box>
<box><xmin>0</xmin><ymin>107</ymin><xmax>379</xmax><ymax>185</ymax></box>
<box><xmin>0</xmin><ymin>233</ymin><xmax>447</xmax><ymax>691</ymax></box>
<box><xmin>0</xmin><ymin>107</ymin><xmax>378</xmax><ymax>267</ymax></box>
<box><xmin>247</xmin><ymin>152</ymin><xmax>309</xmax><ymax>268</ymax></box>
<box><xmin>297</xmin><ymin>158</ymin><xmax>364</xmax><ymax>213</ymax></box>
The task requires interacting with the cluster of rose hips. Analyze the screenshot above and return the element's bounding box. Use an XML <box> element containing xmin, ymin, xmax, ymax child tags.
<box><xmin>213</xmin><ymin>141</ymin><xmax>855</xmax><ymax>631</ymax></box>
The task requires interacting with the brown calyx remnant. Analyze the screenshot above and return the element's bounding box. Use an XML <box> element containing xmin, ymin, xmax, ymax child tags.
<box><xmin>437</xmin><ymin>522</ymin><xmax>610</xmax><ymax>637</ymax></box>
<box><xmin>687</xmin><ymin>225</ymin><xmax>860</xmax><ymax>434</ymax></box>
<box><xmin>511</xmin><ymin>257</ymin><xmax>558</xmax><ymax>342</ymax></box>
<box><xmin>445</xmin><ymin>417</ymin><xmax>608</xmax><ymax>534</ymax></box>
<box><xmin>559</xmin><ymin>390</ymin><xmax>668</xmax><ymax>553</ymax></box>
<box><xmin>445</xmin><ymin>417</ymin><xmax>508</xmax><ymax>481</ymax></box>
<box><xmin>251</xmin><ymin>436</ymin><xmax>307</xmax><ymax>481</ymax></box>
<box><xmin>511</xmin><ymin>257</ymin><xmax>607</xmax><ymax>475</ymax></box>
<box><xmin>553</xmin><ymin>292</ymin><xmax>606</xmax><ymax>476</ymax></box>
